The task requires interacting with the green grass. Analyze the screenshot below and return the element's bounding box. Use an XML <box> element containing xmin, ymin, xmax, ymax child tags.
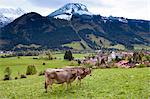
<box><xmin>0</xmin><ymin>55</ymin><xmax>149</xmax><ymax>98</ymax></box>
<box><xmin>88</xmin><ymin>34</ymin><xmax>125</xmax><ymax>50</ymax></box>
<box><xmin>62</xmin><ymin>42</ymin><xmax>84</xmax><ymax>50</ymax></box>
<box><xmin>134</xmin><ymin>44</ymin><xmax>150</xmax><ymax>50</ymax></box>
<box><xmin>53</xmin><ymin>53</ymin><xmax>85</xmax><ymax>59</ymax></box>
<box><xmin>0</xmin><ymin>54</ymin><xmax>84</xmax><ymax>80</ymax></box>
<box><xmin>108</xmin><ymin>44</ymin><xmax>125</xmax><ymax>50</ymax></box>
<box><xmin>0</xmin><ymin>68</ymin><xmax>149</xmax><ymax>99</ymax></box>
<box><xmin>88</xmin><ymin>34</ymin><xmax>111</xmax><ymax>47</ymax></box>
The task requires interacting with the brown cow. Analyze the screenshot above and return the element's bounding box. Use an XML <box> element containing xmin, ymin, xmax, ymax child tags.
<box><xmin>44</xmin><ymin>68</ymin><xmax>77</xmax><ymax>93</ymax></box>
<box><xmin>45</xmin><ymin>67</ymin><xmax>92</xmax><ymax>92</ymax></box>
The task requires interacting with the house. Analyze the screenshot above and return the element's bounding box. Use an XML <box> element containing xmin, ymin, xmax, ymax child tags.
<box><xmin>115</xmin><ymin>60</ymin><xmax>135</xmax><ymax>68</ymax></box>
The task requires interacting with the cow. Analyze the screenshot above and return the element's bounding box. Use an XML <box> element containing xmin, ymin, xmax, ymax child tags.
<box><xmin>44</xmin><ymin>68</ymin><xmax>77</xmax><ymax>93</ymax></box>
<box><xmin>45</xmin><ymin>67</ymin><xmax>92</xmax><ymax>92</ymax></box>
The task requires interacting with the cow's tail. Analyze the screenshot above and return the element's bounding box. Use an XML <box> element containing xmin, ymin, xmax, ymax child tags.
<box><xmin>45</xmin><ymin>80</ymin><xmax>47</xmax><ymax>89</ymax></box>
<box><xmin>44</xmin><ymin>72</ymin><xmax>48</xmax><ymax>93</ymax></box>
<box><xmin>45</xmin><ymin>79</ymin><xmax>46</xmax><ymax>88</ymax></box>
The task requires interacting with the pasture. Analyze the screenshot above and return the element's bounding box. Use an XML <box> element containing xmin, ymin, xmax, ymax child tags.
<box><xmin>0</xmin><ymin>54</ymin><xmax>149</xmax><ymax>99</ymax></box>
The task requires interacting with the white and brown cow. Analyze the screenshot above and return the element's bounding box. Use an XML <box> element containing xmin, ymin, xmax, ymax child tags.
<box><xmin>45</xmin><ymin>67</ymin><xmax>92</xmax><ymax>92</ymax></box>
<box><xmin>44</xmin><ymin>68</ymin><xmax>77</xmax><ymax>93</ymax></box>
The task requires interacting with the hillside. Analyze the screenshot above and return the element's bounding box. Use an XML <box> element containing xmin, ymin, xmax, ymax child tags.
<box><xmin>0</xmin><ymin>3</ymin><xmax>150</xmax><ymax>51</ymax></box>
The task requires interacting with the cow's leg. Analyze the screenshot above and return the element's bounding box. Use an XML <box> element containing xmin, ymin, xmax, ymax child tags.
<box><xmin>78</xmin><ymin>79</ymin><xmax>81</xmax><ymax>86</ymax></box>
<box><xmin>45</xmin><ymin>80</ymin><xmax>49</xmax><ymax>93</ymax></box>
<box><xmin>49</xmin><ymin>80</ymin><xmax>53</xmax><ymax>92</ymax></box>
<box><xmin>76</xmin><ymin>78</ymin><xmax>81</xmax><ymax>86</ymax></box>
<box><xmin>66</xmin><ymin>83</ymin><xmax>68</xmax><ymax>90</ymax></box>
<box><xmin>69</xmin><ymin>83</ymin><xmax>72</xmax><ymax>89</ymax></box>
<box><xmin>76</xmin><ymin>80</ymin><xmax>78</xmax><ymax>86</ymax></box>
<box><xmin>80</xmin><ymin>80</ymin><xmax>82</xmax><ymax>86</ymax></box>
<box><xmin>45</xmin><ymin>79</ymin><xmax>53</xmax><ymax>93</ymax></box>
<box><xmin>61</xmin><ymin>83</ymin><xmax>64</xmax><ymax>87</ymax></box>
<box><xmin>66</xmin><ymin>82</ymin><xmax>69</xmax><ymax>90</ymax></box>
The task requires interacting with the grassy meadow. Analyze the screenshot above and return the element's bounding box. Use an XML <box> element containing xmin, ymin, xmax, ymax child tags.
<box><xmin>0</xmin><ymin>54</ymin><xmax>149</xmax><ymax>99</ymax></box>
<box><xmin>0</xmin><ymin>54</ymin><xmax>84</xmax><ymax>79</ymax></box>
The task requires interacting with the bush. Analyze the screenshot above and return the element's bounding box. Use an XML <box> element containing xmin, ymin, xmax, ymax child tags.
<box><xmin>84</xmin><ymin>63</ymin><xmax>93</xmax><ymax>68</ymax></box>
<box><xmin>45</xmin><ymin>51</ymin><xmax>53</xmax><ymax>60</ymax></box>
<box><xmin>38</xmin><ymin>71</ymin><xmax>45</xmax><ymax>76</ymax></box>
<box><xmin>33</xmin><ymin>57</ymin><xmax>38</xmax><ymax>59</ymax></box>
<box><xmin>26</xmin><ymin>65</ymin><xmax>37</xmax><ymax>75</ymax></box>
<box><xmin>69</xmin><ymin>61</ymin><xmax>78</xmax><ymax>66</ymax></box>
<box><xmin>15</xmin><ymin>77</ymin><xmax>18</xmax><ymax>80</ymax></box>
<box><xmin>20</xmin><ymin>74</ymin><xmax>27</xmax><ymax>78</ymax></box>
<box><xmin>42</xmin><ymin>63</ymin><xmax>46</xmax><ymax>65</ymax></box>
<box><xmin>4</xmin><ymin>75</ymin><xmax>11</xmax><ymax>80</ymax></box>
<box><xmin>77</xmin><ymin>60</ymin><xmax>81</xmax><ymax>66</ymax></box>
<box><xmin>64</xmin><ymin>50</ymin><xmax>73</xmax><ymax>61</ymax></box>
<box><xmin>3</xmin><ymin>67</ymin><xmax>12</xmax><ymax>81</ymax></box>
<box><xmin>4</xmin><ymin>67</ymin><xmax>11</xmax><ymax>75</ymax></box>
<box><xmin>136</xmin><ymin>64</ymin><xmax>147</xmax><ymax>68</ymax></box>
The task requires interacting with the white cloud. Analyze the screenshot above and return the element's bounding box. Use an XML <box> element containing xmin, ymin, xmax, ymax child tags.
<box><xmin>0</xmin><ymin>0</ymin><xmax>149</xmax><ymax>20</ymax></box>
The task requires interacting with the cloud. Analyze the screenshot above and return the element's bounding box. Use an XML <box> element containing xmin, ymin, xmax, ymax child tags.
<box><xmin>0</xmin><ymin>0</ymin><xmax>27</xmax><ymax>8</ymax></box>
<box><xmin>27</xmin><ymin>0</ymin><xmax>74</xmax><ymax>8</ymax></box>
<box><xmin>0</xmin><ymin>0</ymin><xmax>149</xmax><ymax>20</ymax></box>
<box><xmin>27</xmin><ymin>0</ymin><xmax>112</xmax><ymax>9</ymax></box>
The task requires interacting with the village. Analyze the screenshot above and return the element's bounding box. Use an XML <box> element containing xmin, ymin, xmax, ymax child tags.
<box><xmin>75</xmin><ymin>50</ymin><xmax>150</xmax><ymax>68</ymax></box>
<box><xmin>1</xmin><ymin>50</ymin><xmax>150</xmax><ymax>69</ymax></box>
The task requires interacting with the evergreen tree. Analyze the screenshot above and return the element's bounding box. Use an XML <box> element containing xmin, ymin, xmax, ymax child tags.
<box><xmin>64</xmin><ymin>50</ymin><xmax>73</xmax><ymax>61</ymax></box>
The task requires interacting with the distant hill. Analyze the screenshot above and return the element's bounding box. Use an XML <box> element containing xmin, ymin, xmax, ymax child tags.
<box><xmin>0</xmin><ymin>3</ymin><xmax>150</xmax><ymax>51</ymax></box>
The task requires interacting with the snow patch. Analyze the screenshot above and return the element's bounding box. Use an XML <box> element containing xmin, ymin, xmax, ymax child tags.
<box><xmin>118</xmin><ymin>18</ymin><xmax>128</xmax><ymax>23</ymax></box>
<box><xmin>54</xmin><ymin>14</ymin><xmax>72</xmax><ymax>20</ymax></box>
<box><xmin>48</xmin><ymin>3</ymin><xmax>92</xmax><ymax>20</ymax></box>
<box><xmin>0</xmin><ymin>8</ymin><xmax>25</xmax><ymax>27</ymax></box>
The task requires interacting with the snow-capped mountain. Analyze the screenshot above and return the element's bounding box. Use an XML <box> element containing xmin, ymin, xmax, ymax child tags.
<box><xmin>48</xmin><ymin>3</ymin><xmax>128</xmax><ymax>23</ymax></box>
<box><xmin>48</xmin><ymin>3</ymin><xmax>92</xmax><ymax>20</ymax></box>
<box><xmin>1</xmin><ymin>3</ymin><xmax>149</xmax><ymax>50</ymax></box>
<box><xmin>0</xmin><ymin>8</ymin><xmax>25</xmax><ymax>27</ymax></box>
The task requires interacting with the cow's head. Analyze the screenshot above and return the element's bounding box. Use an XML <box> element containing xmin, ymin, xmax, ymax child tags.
<box><xmin>84</xmin><ymin>68</ymin><xmax>92</xmax><ymax>76</ymax></box>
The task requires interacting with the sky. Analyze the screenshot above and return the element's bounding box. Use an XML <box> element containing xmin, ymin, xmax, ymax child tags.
<box><xmin>0</xmin><ymin>0</ymin><xmax>149</xmax><ymax>20</ymax></box>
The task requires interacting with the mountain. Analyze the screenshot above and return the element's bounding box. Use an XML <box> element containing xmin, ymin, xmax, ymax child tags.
<box><xmin>0</xmin><ymin>3</ymin><xmax>150</xmax><ymax>51</ymax></box>
<box><xmin>49</xmin><ymin>3</ymin><xmax>92</xmax><ymax>20</ymax></box>
<box><xmin>0</xmin><ymin>8</ymin><xmax>25</xmax><ymax>28</ymax></box>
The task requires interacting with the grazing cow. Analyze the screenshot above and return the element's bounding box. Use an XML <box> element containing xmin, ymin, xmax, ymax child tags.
<box><xmin>44</xmin><ymin>68</ymin><xmax>77</xmax><ymax>93</ymax></box>
<box><xmin>45</xmin><ymin>67</ymin><xmax>92</xmax><ymax>92</ymax></box>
